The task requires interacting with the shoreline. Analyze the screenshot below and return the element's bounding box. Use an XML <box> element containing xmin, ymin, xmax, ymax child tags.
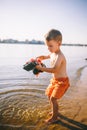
<box><xmin>0</xmin><ymin>42</ymin><xmax>87</xmax><ymax>47</ymax></box>
<box><xmin>0</xmin><ymin>74</ymin><xmax>87</xmax><ymax>130</ymax></box>
<box><xmin>0</xmin><ymin>59</ymin><xmax>87</xmax><ymax>130</ymax></box>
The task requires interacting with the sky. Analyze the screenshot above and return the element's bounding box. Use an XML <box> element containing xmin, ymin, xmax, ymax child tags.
<box><xmin>0</xmin><ymin>0</ymin><xmax>87</xmax><ymax>44</ymax></box>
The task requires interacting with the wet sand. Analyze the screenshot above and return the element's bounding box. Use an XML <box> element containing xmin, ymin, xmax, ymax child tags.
<box><xmin>0</xmin><ymin>68</ymin><xmax>87</xmax><ymax>130</ymax></box>
<box><xmin>0</xmin><ymin>97</ymin><xmax>87</xmax><ymax>130</ymax></box>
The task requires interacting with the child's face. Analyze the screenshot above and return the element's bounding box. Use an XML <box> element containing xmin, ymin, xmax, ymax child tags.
<box><xmin>45</xmin><ymin>40</ymin><xmax>60</xmax><ymax>53</ymax></box>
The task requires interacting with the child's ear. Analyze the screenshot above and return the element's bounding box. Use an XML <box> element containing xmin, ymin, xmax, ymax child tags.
<box><xmin>59</xmin><ymin>41</ymin><xmax>61</xmax><ymax>46</ymax></box>
<box><xmin>57</xmin><ymin>40</ymin><xmax>61</xmax><ymax>46</ymax></box>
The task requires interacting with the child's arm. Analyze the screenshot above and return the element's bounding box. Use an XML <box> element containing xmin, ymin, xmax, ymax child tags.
<box><xmin>36</xmin><ymin>55</ymin><xmax>63</xmax><ymax>73</ymax></box>
<box><xmin>36</xmin><ymin>55</ymin><xmax>50</xmax><ymax>60</ymax></box>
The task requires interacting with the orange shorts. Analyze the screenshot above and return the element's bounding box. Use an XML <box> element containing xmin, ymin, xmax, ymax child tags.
<box><xmin>45</xmin><ymin>77</ymin><xmax>70</xmax><ymax>99</ymax></box>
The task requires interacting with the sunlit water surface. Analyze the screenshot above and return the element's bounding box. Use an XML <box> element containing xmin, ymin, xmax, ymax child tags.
<box><xmin>0</xmin><ymin>44</ymin><xmax>87</xmax><ymax>129</ymax></box>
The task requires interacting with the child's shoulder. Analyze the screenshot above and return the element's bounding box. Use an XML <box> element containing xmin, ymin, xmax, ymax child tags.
<box><xmin>58</xmin><ymin>51</ymin><xmax>66</xmax><ymax>61</ymax></box>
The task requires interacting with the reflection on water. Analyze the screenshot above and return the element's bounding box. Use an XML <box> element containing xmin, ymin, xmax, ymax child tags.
<box><xmin>0</xmin><ymin>44</ymin><xmax>87</xmax><ymax>129</ymax></box>
<box><xmin>0</xmin><ymin>93</ymin><xmax>48</xmax><ymax>124</ymax></box>
<box><xmin>0</xmin><ymin>74</ymin><xmax>50</xmax><ymax>128</ymax></box>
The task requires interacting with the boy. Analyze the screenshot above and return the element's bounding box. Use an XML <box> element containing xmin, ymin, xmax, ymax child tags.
<box><xmin>36</xmin><ymin>29</ymin><xmax>70</xmax><ymax>124</ymax></box>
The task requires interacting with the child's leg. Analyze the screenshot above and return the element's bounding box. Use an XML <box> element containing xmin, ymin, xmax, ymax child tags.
<box><xmin>50</xmin><ymin>96</ymin><xmax>59</xmax><ymax>119</ymax></box>
<box><xmin>48</xmin><ymin>96</ymin><xmax>58</xmax><ymax>115</ymax></box>
<box><xmin>48</xmin><ymin>96</ymin><xmax>52</xmax><ymax>106</ymax></box>
<box><xmin>45</xmin><ymin>96</ymin><xmax>59</xmax><ymax>124</ymax></box>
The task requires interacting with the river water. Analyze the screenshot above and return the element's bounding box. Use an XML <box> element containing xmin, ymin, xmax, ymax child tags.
<box><xmin>0</xmin><ymin>43</ymin><xmax>87</xmax><ymax>129</ymax></box>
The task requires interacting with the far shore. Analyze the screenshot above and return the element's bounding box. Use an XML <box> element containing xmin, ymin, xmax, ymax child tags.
<box><xmin>0</xmin><ymin>42</ymin><xmax>87</xmax><ymax>47</ymax></box>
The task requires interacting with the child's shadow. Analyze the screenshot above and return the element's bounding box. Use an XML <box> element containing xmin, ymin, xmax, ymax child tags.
<box><xmin>55</xmin><ymin>114</ymin><xmax>87</xmax><ymax>130</ymax></box>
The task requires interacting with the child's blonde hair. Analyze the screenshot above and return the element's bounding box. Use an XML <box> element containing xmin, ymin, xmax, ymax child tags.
<box><xmin>44</xmin><ymin>29</ymin><xmax>62</xmax><ymax>42</ymax></box>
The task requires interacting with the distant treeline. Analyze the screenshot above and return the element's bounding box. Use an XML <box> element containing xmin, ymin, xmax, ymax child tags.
<box><xmin>0</xmin><ymin>39</ymin><xmax>87</xmax><ymax>46</ymax></box>
<box><xmin>62</xmin><ymin>43</ymin><xmax>87</xmax><ymax>47</ymax></box>
<box><xmin>0</xmin><ymin>39</ymin><xmax>44</xmax><ymax>45</ymax></box>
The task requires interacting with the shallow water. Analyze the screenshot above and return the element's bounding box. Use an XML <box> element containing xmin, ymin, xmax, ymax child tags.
<box><xmin>0</xmin><ymin>44</ymin><xmax>87</xmax><ymax>129</ymax></box>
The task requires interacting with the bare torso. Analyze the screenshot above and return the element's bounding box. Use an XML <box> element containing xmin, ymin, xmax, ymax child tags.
<box><xmin>50</xmin><ymin>51</ymin><xmax>68</xmax><ymax>79</ymax></box>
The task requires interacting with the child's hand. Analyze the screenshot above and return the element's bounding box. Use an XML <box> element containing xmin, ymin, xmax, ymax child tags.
<box><xmin>35</xmin><ymin>64</ymin><xmax>42</xmax><ymax>70</ymax></box>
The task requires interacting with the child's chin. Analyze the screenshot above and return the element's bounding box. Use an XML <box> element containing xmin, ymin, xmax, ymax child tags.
<box><xmin>49</xmin><ymin>50</ymin><xmax>53</xmax><ymax>53</ymax></box>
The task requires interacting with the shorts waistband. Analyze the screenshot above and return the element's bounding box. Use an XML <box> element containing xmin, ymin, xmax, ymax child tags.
<box><xmin>52</xmin><ymin>77</ymin><xmax>69</xmax><ymax>81</ymax></box>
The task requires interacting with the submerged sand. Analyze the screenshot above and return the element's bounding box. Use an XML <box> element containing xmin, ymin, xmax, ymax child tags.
<box><xmin>0</xmin><ymin>97</ymin><xmax>87</xmax><ymax>130</ymax></box>
<box><xmin>0</xmin><ymin>68</ymin><xmax>87</xmax><ymax>130</ymax></box>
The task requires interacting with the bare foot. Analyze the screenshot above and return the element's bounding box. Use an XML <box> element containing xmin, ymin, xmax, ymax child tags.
<box><xmin>45</xmin><ymin>117</ymin><xmax>59</xmax><ymax>124</ymax></box>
